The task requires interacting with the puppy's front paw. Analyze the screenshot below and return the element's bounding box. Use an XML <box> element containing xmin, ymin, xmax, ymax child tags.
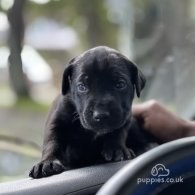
<box><xmin>29</xmin><ymin>159</ymin><xmax>67</xmax><ymax>178</ymax></box>
<box><xmin>101</xmin><ymin>145</ymin><xmax>135</xmax><ymax>162</ymax></box>
<box><xmin>143</xmin><ymin>142</ymin><xmax>159</xmax><ymax>152</ymax></box>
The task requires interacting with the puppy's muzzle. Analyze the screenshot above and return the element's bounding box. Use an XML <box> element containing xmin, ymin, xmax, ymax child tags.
<box><xmin>93</xmin><ymin>110</ymin><xmax>110</xmax><ymax>122</ymax></box>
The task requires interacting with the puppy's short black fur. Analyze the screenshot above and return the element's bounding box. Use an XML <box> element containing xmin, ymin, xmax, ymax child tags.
<box><xmin>29</xmin><ymin>46</ymin><xmax>158</xmax><ymax>178</ymax></box>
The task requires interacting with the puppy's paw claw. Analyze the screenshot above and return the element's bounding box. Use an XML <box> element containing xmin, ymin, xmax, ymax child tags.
<box><xmin>29</xmin><ymin>159</ymin><xmax>67</xmax><ymax>179</ymax></box>
<box><xmin>102</xmin><ymin>150</ymin><xmax>113</xmax><ymax>161</ymax></box>
<box><xmin>101</xmin><ymin>146</ymin><xmax>135</xmax><ymax>162</ymax></box>
<box><xmin>126</xmin><ymin>148</ymin><xmax>136</xmax><ymax>159</ymax></box>
<box><xmin>144</xmin><ymin>143</ymin><xmax>159</xmax><ymax>152</ymax></box>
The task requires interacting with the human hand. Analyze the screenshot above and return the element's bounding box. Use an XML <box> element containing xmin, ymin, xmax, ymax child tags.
<box><xmin>132</xmin><ymin>100</ymin><xmax>188</xmax><ymax>142</ymax></box>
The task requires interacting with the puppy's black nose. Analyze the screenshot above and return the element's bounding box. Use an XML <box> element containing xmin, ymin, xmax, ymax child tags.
<box><xmin>93</xmin><ymin>110</ymin><xmax>110</xmax><ymax>122</ymax></box>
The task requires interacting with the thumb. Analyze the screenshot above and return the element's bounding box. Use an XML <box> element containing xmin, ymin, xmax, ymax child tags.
<box><xmin>132</xmin><ymin>102</ymin><xmax>150</xmax><ymax>117</ymax></box>
<box><xmin>132</xmin><ymin>104</ymin><xmax>144</xmax><ymax>117</ymax></box>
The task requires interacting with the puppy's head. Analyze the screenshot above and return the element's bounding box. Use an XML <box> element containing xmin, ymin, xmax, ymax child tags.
<box><xmin>62</xmin><ymin>46</ymin><xmax>146</xmax><ymax>134</ymax></box>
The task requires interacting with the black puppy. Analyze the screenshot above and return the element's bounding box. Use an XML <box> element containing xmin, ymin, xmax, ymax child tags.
<box><xmin>29</xmin><ymin>46</ymin><xmax>155</xmax><ymax>179</ymax></box>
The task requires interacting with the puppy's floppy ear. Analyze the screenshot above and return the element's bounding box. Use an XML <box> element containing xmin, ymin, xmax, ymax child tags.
<box><xmin>127</xmin><ymin>60</ymin><xmax>146</xmax><ymax>97</ymax></box>
<box><xmin>61</xmin><ymin>58</ymin><xmax>75</xmax><ymax>95</ymax></box>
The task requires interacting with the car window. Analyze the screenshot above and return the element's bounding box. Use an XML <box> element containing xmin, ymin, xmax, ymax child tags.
<box><xmin>0</xmin><ymin>0</ymin><xmax>194</xmax><ymax>182</ymax></box>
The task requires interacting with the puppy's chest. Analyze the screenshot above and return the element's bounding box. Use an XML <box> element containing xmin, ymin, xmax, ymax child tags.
<box><xmin>67</xmin><ymin>125</ymin><xmax>97</xmax><ymax>148</ymax></box>
<box><xmin>66</xmin><ymin>129</ymin><xmax>102</xmax><ymax>163</ymax></box>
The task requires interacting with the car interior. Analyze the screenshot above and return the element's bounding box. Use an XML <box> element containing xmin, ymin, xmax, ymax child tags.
<box><xmin>1</xmin><ymin>137</ymin><xmax>195</xmax><ymax>195</ymax></box>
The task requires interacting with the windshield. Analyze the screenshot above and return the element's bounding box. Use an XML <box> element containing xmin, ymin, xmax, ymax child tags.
<box><xmin>0</xmin><ymin>0</ymin><xmax>194</xmax><ymax>182</ymax></box>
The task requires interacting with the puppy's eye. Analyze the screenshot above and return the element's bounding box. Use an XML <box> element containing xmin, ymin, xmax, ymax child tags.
<box><xmin>114</xmin><ymin>80</ymin><xmax>127</xmax><ymax>90</ymax></box>
<box><xmin>77</xmin><ymin>83</ymin><xmax>88</xmax><ymax>92</ymax></box>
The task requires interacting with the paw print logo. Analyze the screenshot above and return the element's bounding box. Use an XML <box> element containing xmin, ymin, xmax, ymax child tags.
<box><xmin>151</xmin><ymin>164</ymin><xmax>170</xmax><ymax>177</ymax></box>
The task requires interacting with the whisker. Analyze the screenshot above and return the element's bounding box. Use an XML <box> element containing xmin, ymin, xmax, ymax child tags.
<box><xmin>72</xmin><ymin>112</ymin><xmax>79</xmax><ymax>122</ymax></box>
